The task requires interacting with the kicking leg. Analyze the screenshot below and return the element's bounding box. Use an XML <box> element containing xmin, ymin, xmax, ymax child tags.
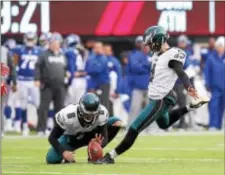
<box><xmin>157</xmin><ymin>97</ymin><xmax>209</xmax><ymax>130</ymax></box>
<box><xmin>157</xmin><ymin>107</ymin><xmax>188</xmax><ymax>130</ymax></box>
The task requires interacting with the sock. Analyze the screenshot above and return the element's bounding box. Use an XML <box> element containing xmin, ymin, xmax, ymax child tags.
<box><xmin>22</xmin><ymin>109</ymin><xmax>27</xmax><ymax>124</ymax></box>
<box><xmin>168</xmin><ymin>107</ymin><xmax>188</xmax><ymax>127</ymax></box>
<box><xmin>48</xmin><ymin>110</ymin><xmax>54</xmax><ymax>118</ymax></box>
<box><xmin>109</xmin><ymin>150</ymin><xmax>118</xmax><ymax>159</ymax></box>
<box><xmin>114</xmin><ymin>128</ymin><xmax>139</xmax><ymax>156</ymax></box>
<box><xmin>4</xmin><ymin>106</ymin><xmax>12</xmax><ymax>119</ymax></box>
<box><xmin>15</xmin><ymin>108</ymin><xmax>22</xmax><ymax>121</ymax></box>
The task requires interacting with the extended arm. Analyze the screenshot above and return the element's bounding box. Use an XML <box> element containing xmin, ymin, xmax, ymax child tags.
<box><xmin>48</xmin><ymin>122</ymin><xmax>65</xmax><ymax>155</ymax></box>
<box><xmin>168</xmin><ymin>60</ymin><xmax>192</xmax><ymax>90</ymax></box>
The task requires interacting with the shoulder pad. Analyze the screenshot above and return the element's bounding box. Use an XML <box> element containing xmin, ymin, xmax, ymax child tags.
<box><xmin>55</xmin><ymin>105</ymin><xmax>77</xmax><ymax>129</ymax></box>
<box><xmin>97</xmin><ymin>105</ymin><xmax>109</xmax><ymax>126</ymax></box>
<box><xmin>170</xmin><ymin>48</ymin><xmax>186</xmax><ymax>64</ymax></box>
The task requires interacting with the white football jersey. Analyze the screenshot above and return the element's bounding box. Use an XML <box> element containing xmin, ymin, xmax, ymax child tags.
<box><xmin>55</xmin><ymin>104</ymin><xmax>109</xmax><ymax>135</ymax></box>
<box><xmin>148</xmin><ymin>47</ymin><xmax>186</xmax><ymax>99</ymax></box>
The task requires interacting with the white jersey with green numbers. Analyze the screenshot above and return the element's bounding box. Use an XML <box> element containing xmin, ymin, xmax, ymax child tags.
<box><xmin>148</xmin><ymin>47</ymin><xmax>186</xmax><ymax>100</ymax></box>
<box><xmin>55</xmin><ymin>104</ymin><xmax>109</xmax><ymax>135</ymax></box>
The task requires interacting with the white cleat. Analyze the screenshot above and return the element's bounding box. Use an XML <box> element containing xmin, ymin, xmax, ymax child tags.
<box><xmin>14</xmin><ymin>121</ymin><xmax>22</xmax><ymax>133</ymax></box>
<box><xmin>208</xmin><ymin>127</ymin><xmax>220</xmax><ymax>132</ymax></box>
<box><xmin>189</xmin><ymin>96</ymin><xmax>210</xmax><ymax>109</ymax></box>
<box><xmin>22</xmin><ymin>123</ymin><xmax>30</xmax><ymax>136</ymax></box>
<box><xmin>4</xmin><ymin>119</ymin><xmax>14</xmax><ymax>132</ymax></box>
<box><xmin>37</xmin><ymin>131</ymin><xmax>45</xmax><ymax>137</ymax></box>
<box><xmin>45</xmin><ymin>129</ymin><xmax>51</xmax><ymax>137</ymax></box>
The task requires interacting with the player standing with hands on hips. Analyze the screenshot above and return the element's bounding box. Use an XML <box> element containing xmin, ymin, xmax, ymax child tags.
<box><xmin>96</xmin><ymin>25</ymin><xmax>209</xmax><ymax>164</ymax></box>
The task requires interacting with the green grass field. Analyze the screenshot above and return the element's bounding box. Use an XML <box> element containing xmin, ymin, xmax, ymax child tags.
<box><xmin>2</xmin><ymin>132</ymin><xmax>224</xmax><ymax>175</ymax></box>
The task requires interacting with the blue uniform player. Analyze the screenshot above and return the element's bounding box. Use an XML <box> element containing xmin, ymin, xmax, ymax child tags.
<box><xmin>204</xmin><ymin>36</ymin><xmax>225</xmax><ymax>130</ymax></box>
<box><xmin>39</xmin><ymin>32</ymin><xmax>52</xmax><ymax>51</ymax></box>
<box><xmin>12</xmin><ymin>32</ymin><xmax>42</xmax><ymax>136</ymax></box>
<box><xmin>200</xmin><ymin>37</ymin><xmax>216</xmax><ymax>71</ymax></box>
<box><xmin>64</xmin><ymin>34</ymin><xmax>88</xmax><ymax>105</ymax></box>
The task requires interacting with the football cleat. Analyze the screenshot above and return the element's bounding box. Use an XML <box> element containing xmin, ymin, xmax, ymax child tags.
<box><xmin>189</xmin><ymin>96</ymin><xmax>209</xmax><ymax>109</ymax></box>
<box><xmin>94</xmin><ymin>153</ymin><xmax>115</xmax><ymax>164</ymax></box>
<box><xmin>62</xmin><ymin>159</ymin><xmax>76</xmax><ymax>164</ymax></box>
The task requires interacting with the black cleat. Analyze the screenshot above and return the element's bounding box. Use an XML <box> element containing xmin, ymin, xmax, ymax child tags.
<box><xmin>63</xmin><ymin>159</ymin><xmax>76</xmax><ymax>164</ymax></box>
<box><xmin>93</xmin><ymin>153</ymin><xmax>115</xmax><ymax>164</ymax></box>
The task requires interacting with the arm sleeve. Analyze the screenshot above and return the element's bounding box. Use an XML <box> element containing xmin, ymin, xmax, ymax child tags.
<box><xmin>35</xmin><ymin>54</ymin><xmax>44</xmax><ymax>81</ymax></box>
<box><xmin>7</xmin><ymin>52</ymin><xmax>17</xmax><ymax>86</ymax></box>
<box><xmin>99</xmin><ymin>124</ymin><xmax>108</xmax><ymax>148</ymax></box>
<box><xmin>168</xmin><ymin>60</ymin><xmax>192</xmax><ymax>90</ymax></box>
<box><xmin>48</xmin><ymin>122</ymin><xmax>66</xmax><ymax>155</ymax></box>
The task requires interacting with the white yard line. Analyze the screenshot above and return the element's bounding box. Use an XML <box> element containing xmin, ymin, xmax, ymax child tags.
<box><xmin>130</xmin><ymin>147</ymin><xmax>224</xmax><ymax>151</ymax></box>
<box><xmin>3</xmin><ymin>146</ymin><xmax>223</xmax><ymax>152</ymax></box>
<box><xmin>1</xmin><ymin>165</ymin><xmax>30</xmax><ymax>167</ymax></box>
<box><xmin>2</xmin><ymin>156</ymin><xmax>33</xmax><ymax>159</ymax></box>
<box><xmin>2</xmin><ymin>157</ymin><xmax>223</xmax><ymax>162</ymax></box>
<box><xmin>2</xmin><ymin>172</ymin><xmax>136</xmax><ymax>175</ymax></box>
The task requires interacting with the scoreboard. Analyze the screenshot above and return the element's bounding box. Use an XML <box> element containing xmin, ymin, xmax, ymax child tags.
<box><xmin>1</xmin><ymin>1</ymin><xmax>225</xmax><ymax>36</ymax></box>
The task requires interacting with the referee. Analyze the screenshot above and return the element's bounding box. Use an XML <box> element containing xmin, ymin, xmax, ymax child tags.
<box><xmin>35</xmin><ymin>33</ymin><xmax>68</xmax><ymax>135</ymax></box>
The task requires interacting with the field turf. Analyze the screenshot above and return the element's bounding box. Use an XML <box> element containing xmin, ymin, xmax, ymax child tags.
<box><xmin>1</xmin><ymin>132</ymin><xmax>224</xmax><ymax>175</ymax></box>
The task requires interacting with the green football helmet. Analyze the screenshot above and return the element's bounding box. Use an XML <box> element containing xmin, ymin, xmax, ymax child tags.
<box><xmin>143</xmin><ymin>26</ymin><xmax>169</xmax><ymax>52</ymax></box>
<box><xmin>78</xmin><ymin>93</ymin><xmax>100</xmax><ymax>124</ymax></box>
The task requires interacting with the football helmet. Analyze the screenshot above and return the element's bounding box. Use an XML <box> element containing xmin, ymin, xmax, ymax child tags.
<box><xmin>66</xmin><ymin>34</ymin><xmax>81</xmax><ymax>47</ymax></box>
<box><xmin>39</xmin><ymin>32</ymin><xmax>52</xmax><ymax>47</ymax></box>
<box><xmin>143</xmin><ymin>26</ymin><xmax>169</xmax><ymax>52</ymax></box>
<box><xmin>24</xmin><ymin>32</ymin><xmax>37</xmax><ymax>47</ymax></box>
<box><xmin>78</xmin><ymin>93</ymin><xmax>100</xmax><ymax>124</ymax></box>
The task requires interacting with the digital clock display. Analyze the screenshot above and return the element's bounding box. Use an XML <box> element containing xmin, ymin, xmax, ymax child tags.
<box><xmin>1</xmin><ymin>2</ymin><xmax>224</xmax><ymax>36</ymax></box>
<box><xmin>1</xmin><ymin>1</ymin><xmax>50</xmax><ymax>34</ymax></box>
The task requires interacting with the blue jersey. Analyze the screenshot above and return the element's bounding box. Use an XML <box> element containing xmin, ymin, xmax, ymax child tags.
<box><xmin>13</xmin><ymin>46</ymin><xmax>41</xmax><ymax>81</ymax></box>
<box><xmin>201</xmin><ymin>48</ymin><xmax>215</xmax><ymax>62</ymax></box>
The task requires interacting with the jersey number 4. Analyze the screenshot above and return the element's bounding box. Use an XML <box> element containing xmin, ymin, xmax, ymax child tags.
<box><xmin>150</xmin><ymin>63</ymin><xmax>156</xmax><ymax>82</ymax></box>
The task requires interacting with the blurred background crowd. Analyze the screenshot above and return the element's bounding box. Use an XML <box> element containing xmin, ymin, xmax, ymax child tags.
<box><xmin>1</xmin><ymin>32</ymin><xmax>224</xmax><ymax>136</ymax></box>
<box><xmin>1</xmin><ymin>1</ymin><xmax>224</xmax><ymax>136</ymax></box>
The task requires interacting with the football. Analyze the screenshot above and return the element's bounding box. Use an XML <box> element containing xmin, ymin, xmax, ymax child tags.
<box><xmin>88</xmin><ymin>139</ymin><xmax>103</xmax><ymax>162</ymax></box>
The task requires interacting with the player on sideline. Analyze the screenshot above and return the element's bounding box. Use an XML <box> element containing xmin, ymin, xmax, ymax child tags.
<box><xmin>96</xmin><ymin>26</ymin><xmax>209</xmax><ymax>164</ymax></box>
<box><xmin>12</xmin><ymin>32</ymin><xmax>41</xmax><ymax>136</ymax></box>
<box><xmin>46</xmin><ymin>93</ymin><xmax>122</xmax><ymax>164</ymax></box>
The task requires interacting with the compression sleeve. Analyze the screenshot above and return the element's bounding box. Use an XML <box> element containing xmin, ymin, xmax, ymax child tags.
<box><xmin>168</xmin><ymin>60</ymin><xmax>192</xmax><ymax>90</ymax></box>
<box><xmin>48</xmin><ymin>122</ymin><xmax>66</xmax><ymax>155</ymax></box>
